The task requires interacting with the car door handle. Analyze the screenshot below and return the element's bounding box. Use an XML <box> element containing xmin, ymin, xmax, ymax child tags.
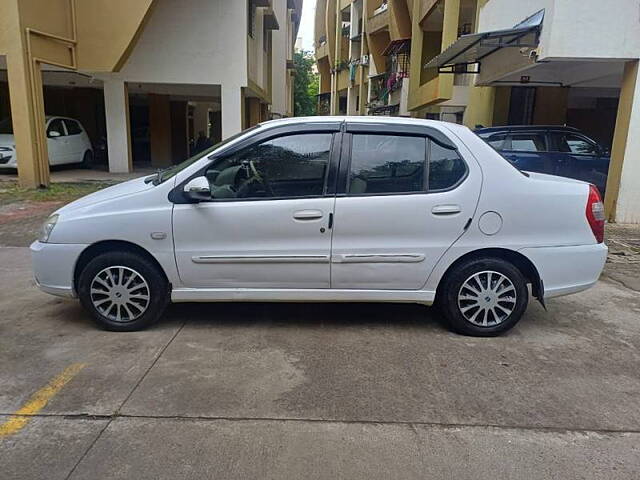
<box><xmin>293</xmin><ymin>210</ymin><xmax>324</xmax><ymax>220</ymax></box>
<box><xmin>432</xmin><ymin>205</ymin><xmax>461</xmax><ymax>215</ymax></box>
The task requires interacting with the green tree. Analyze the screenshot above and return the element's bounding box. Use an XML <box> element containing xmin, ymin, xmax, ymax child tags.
<box><xmin>294</xmin><ymin>50</ymin><xmax>318</xmax><ymax>116</ymax></box>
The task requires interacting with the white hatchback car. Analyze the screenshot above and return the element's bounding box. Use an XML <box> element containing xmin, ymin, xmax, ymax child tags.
<box><xmin>31</xmin><ymin>117</ymin><xmax>607</xmax><ymax>336</ymax></box>
<box><xmin>0</xmin><ymin>116</ymin><xmax>93</xmax><ymax>168</ymax></box>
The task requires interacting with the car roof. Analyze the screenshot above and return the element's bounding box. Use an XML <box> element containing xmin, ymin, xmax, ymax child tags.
<box><xmin>260</xmin><ymin>115</ymin><xmax>455</xmax><ymax>129</ymax></box>
<box><xmin>475</xmin><ymin>125</ymin><xmax>580</xmax><ymax>134</ymax></box>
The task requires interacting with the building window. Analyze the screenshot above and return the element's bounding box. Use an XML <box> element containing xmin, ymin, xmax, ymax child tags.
<box><xmin>263</xmin><ymin>23</ymin><xmax>270</xmax><ymax>52</ymax></box>
<box><xmin>248</xmin><ymin>0</ymin><xmax>255</xmax><ymax>38</ymax></box>
<box><xmin>508</xmin><ymin>133</ymin><xmax>547</xmax><ymax>152</ymax></box>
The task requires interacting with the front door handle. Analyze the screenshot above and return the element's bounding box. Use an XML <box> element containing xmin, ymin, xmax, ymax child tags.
<box><xmin>432</xmin><ymin>204</ymin><xmax>462</xmax><ymax>215</ymax></box>
<box><xmin>293</xmin><ymin>210</ymin><xmax>324</xmax><ymax>221</ymax></box>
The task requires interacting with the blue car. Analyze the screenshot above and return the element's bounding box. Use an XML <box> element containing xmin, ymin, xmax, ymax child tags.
<box><xmin>475</xmin><ymin>126</ymin><xmax>610</xmax><ymax>196</ymax></box>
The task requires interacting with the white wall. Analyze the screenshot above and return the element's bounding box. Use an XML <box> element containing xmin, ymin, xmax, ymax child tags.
<box><xmin>108</xmin><ymin>0</ymin><xmax>247</xmax><ymax>86</ymax></box>
<box><xmin>546</xmin><ymin>0</ymin><xmax>640</xmax><ymax>61</ymax></box>
<box><xmin>271</xmin><ymin>0</ymin><xmax>289</xmax><ymax>117</ymax></box>
<box><xmin>616</xmin><ymin>65</ymin><xmax>640</xmax><ymax>224</ymax></box>
<box><xmin>91</xmin><ymin>0</ymin><xmax>248</xmax><ymax>146</ymax></box>
<box><xmin>479</xmin><ymin>0</ymin><xmax>640</xmax><ymax>62</ymax></box>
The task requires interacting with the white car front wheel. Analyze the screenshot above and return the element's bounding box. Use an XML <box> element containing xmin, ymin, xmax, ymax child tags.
<box><xmin>78</xmin><ymin>251</ymin><xmax>168</xmax><ymax>331</ymax></box>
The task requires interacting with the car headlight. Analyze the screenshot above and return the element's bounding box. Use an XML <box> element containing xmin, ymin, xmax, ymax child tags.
<box><xmin>39</xmin><ymin>214</ymin><xmax>59</xmax><ymax>243</ymax></box>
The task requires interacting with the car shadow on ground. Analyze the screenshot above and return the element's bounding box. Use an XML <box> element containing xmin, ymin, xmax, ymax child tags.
<box><xmin>167</xmin><ymin>301</ymin><xmax>446</xmax><ymax>330</ymax></box>
<box><xmin>53</xmin><ymin>298</ymin><xmax>448</xmax><ymax>332</ymax></box>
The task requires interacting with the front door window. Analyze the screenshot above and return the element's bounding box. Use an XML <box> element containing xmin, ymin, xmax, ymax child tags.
<box><xmin>205</xmin><ymin>133</ymin><xmax>332</xmax><ymax>200</ymax></box>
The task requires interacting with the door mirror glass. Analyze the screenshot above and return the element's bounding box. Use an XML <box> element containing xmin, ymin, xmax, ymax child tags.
<box><xmin>183</xmin><ymin>176</ymin><xmax>211</xmax><ymax>201</ymax></box>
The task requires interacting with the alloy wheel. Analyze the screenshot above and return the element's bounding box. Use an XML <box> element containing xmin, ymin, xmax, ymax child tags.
<box><xmin>89</xmin><ymin>266</ymin><xmax>150</xmax><ymax>323</ymax></box>
<box><xmin>457</xmin><ymin>270</ymin><xmax>517</xmax><ymax>327</ymax></box>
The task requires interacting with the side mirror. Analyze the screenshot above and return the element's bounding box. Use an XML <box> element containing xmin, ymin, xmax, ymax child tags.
<box><xmin>48</xmin><ymin>130</ymin><xmax>61</xmax><ymax>138</ymax></box>
<box><xmin>183</xmin><ymin>176</ymin><xmax>211</xmax><ymax>202</ymax></box>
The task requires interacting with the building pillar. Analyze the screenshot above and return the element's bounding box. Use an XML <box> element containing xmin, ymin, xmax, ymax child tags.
<box><xmin>222</xmin><ymin>85</ymin><xmax>242</xmax><ymax>139</ymax></box>
<box><xmin>605</xmin><ymin>60</ymin><xmax>640</xmax><ymax>223</ymax></box>
<box><xmin>149</xmin><ymin>93</ymin><xmax>172</xmax><ymax>168</ymax></box>
<box><xmin>6</xmin><ymin>49</ymin><xmax>49</xmax><ymax>187</ymax></box>
<box><xmin>464</xmin><ymin>86</ymin><xmax>496</xmax><ymax>129</ymax></box>
<box><xmin>346</xmin><ymin>86</ymin><xmax>358</xmax><ymax>115</ymax></box>
<box><xmin>103</xmin><ymin>79</ymin><xmax>132</xmax><ymax>173</ymax></box>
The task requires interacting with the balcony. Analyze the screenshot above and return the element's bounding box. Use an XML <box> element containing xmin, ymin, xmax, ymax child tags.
<box><xmin>367</xmin><ymin>9</ymin><xmax>389</xmax><ymax>34</ymax></box>
<box><xmin>316</xmin><ymin>42</ymin><xmax>329</xmax><ymax>59</ymax></box>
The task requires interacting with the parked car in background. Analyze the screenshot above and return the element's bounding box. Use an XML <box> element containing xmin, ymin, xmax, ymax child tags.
<box><xmin>475</xmin><ymin>125</ymin><xmax>610</xmax><ymax>196</ymax></box>
<box><xmin>0</xmin><ymin>116</ymin><xmax>93</xmax><ymax>169</ymax></box>
<box><xmin>31</xmin><ymin>117</ymin><xmax>607</xmax><ymax>337</ymax></box>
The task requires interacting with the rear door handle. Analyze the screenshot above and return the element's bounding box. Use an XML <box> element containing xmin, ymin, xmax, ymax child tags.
<box><xmin>432</xmin><ymin>204</ymin><xmax>462</xmax><ymax>216</ymax></box>
<box><xmin>293</xmin><ymin>210</ymin><xmax>324</xmax><ymax>221</ymax></box>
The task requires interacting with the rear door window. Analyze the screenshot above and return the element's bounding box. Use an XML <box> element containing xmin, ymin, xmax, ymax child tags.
<box><xmin>479</xmin><ymin>132</ymin><xmax>507</xmax><ymax>150</ymax></box>
<box><xmin>551</xmin><ymin>133</ymin><xmax>597</xmax><ymax>155</ymax></box>
<box><xmin>507</xmin><ymin>132</ymin><xmax>547</xmax><ymax>152</ymax></box>
<box><xmin>64</xmin><ymin>119</ymin><xmax>83</xmax><ymax>135</ymax></box>
<box><xmin>348</xmin><ymin>134</ymin><xmax>426</xmax><ymax>195</ymax></box>
<box><xmin>428</xmin><ymin>142</ymin><xmax>467</xmax><ymax>191</ymax></box>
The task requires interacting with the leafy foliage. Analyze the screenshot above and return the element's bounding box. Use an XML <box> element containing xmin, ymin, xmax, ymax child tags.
<box><xmin>294</xmin><ymin>50</ymin><xmax>319</xmax><ymax>117</ymax></box>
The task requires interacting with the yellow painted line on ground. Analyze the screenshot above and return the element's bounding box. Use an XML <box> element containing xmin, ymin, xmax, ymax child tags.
<box><xmin>0</xmin><ymin>363</ymin><xmax>85</xmax><ymax>438</ymax></box>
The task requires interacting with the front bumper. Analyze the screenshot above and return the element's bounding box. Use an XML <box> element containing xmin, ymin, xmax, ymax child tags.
<box><xmin>519</xmin><ymin>243</ymin><xmax>608</xmax><ymax>299</ymax></box>
<box><xmin>30</xmin><ymin>241</ymin><xmax>88</xmax><ymax>298</ymax></box>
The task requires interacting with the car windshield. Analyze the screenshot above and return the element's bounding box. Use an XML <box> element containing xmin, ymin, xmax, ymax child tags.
<box><xmin>154</xmin><ymin>125</ymin><xmax>262</xmax><ymax>184</ymax></box>
<box><xmin>0</xmin><ymin>118</ymin><xmax>13</xmax><ymax>134</ymax></box>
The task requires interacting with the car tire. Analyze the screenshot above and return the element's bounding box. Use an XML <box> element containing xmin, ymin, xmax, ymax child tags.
<box><xmin>77</xmin><ymin>251</ymin><xmax>169</xmax><ymax>331</ymax></box>
<box><xmin>81</xmin><ymin>150</ymin><xmax>93</xmax><ymax>169</ymax></box>
<box><xmin>437</xmin><ymin>257</ymin><xmax>529</xmax><ymax>337</ymax></box>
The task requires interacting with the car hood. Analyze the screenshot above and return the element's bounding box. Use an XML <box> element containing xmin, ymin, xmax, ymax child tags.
<box><xmin>56</xmin><ymin>176</ymin><xmax>154</xmax><ymax>214</ymax></box>
<box><xmin>0</xmin><ymin>134</ymin><xmax>15</xmax><ymax>146</ymax></box>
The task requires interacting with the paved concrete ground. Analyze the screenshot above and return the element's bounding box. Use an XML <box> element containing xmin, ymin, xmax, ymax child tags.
<box><xmin>1</xmin><ymin>246</ymin><xmax>640</xmax><ymax>479</ymax></box>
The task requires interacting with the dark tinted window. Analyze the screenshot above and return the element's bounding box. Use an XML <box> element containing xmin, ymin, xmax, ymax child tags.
<box><xmin>64</xmin><ymin>119</ymin><xmax>82</xmax><ymax>135</ymax></box>
<box><xmin>0</xmin><ymin>118</ymin><xmax>13</xmax><ymax>134</ymax></box>
<box><xmin>479</xmin><ymin>132</ymin><xmax>507</xmax><ymax>150</ymax></box>
<box><xmin>551</xmin><ymin>133</ymin><xmax>597</xmax><ymax>155</ymax></box>
<box><xmin>47</xmin><ymin>119</ymin><xmax>66</xmax><ymax>137</ymax></box>
<box><xmin>348</xmin><ymin>134</ymin><xmax>426</xmax><ymax>195</ymax></box>
<box><xmin>508</xmin><ymin>132</ymin><xmax>546</xmax><ymax>152</ymax></box>
<box><xmin>429</xmin><ymin>142</ymin><xmax>467</xmax><ymax>191</ymax></box>
<box><xmin>205</xmin><ymin>133</ymin><xmax>331</xmax><ymax>200</ymax></box>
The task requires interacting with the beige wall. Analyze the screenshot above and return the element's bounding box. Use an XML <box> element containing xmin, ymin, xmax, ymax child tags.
<box><xmin>76</xmin><ymin>0</ymin><xmax>156</xmax><ymax>71</ymax></box>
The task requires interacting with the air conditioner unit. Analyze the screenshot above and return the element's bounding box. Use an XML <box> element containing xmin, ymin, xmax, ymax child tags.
<box><xmin>361</xmin><ymin>55</ymin><xmax>369</xmax><ymax>66</ymax></box>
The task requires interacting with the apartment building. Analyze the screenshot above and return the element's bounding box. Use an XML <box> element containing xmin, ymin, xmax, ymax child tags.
<box><xmin>315</xmin><ymin>0</ymin><xmax>487</xmax><ymax>122</ymax></box>
<box><xmin>0</xmin><ymin>0</ymin><xmax>302</xmax><ymax>187</ymax></box>
<box><xmin>316</xmin><ymin>0</ymin><xmax>640</xmax><ymax>223</ymax></box>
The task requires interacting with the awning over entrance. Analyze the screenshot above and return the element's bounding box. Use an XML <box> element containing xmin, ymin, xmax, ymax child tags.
<box><xmin>424</xmin><ymin>9</ymin><xmax>545</xmax><ymax>73</ymax></box>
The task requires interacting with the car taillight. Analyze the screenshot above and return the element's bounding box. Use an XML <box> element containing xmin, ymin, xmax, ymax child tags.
<box><xmin>586</xmin><ymin>184</ymin><xmax>605</xmax><ymax>243</ymax></box>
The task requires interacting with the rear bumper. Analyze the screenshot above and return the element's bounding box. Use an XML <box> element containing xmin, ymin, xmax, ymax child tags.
<box><xmin>30</xmin><ymin>241</ymin><xmax>88</xmax><ymax>298</ymax></box>
<box><xmin>519</xmin><ymin>243</ymin><xmax>608</xmax><ymax>299</ymax></box>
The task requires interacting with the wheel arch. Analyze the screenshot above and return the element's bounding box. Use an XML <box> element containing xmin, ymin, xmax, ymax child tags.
<box><xmin>73</xmin><ymin>240</ymin><xmax>169</xmax><ymax>292</ymax></box>
<box><xmin>435</xmin><ymin>248</ymin><xmax>544</xmax><ymax>306</ymax></box>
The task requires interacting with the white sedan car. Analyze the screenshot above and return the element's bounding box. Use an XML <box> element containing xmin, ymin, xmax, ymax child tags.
<box><xmin>0</xmin><ymin>116</ymin><xmax>93</xmax><ymax>168</ymax></box>
<box><xmin>31</xmin><ymin>117</ymin><xmax>607</xmax><ymax>336</ymax></box>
